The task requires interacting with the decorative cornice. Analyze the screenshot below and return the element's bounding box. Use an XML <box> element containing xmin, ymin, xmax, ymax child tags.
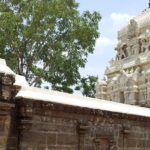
<box><xmin>17</xmin><ymin>98</ymin><xmax>150</xmax><ymax>123</ymax></box>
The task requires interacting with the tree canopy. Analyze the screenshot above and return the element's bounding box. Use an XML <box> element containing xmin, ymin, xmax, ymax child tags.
<box><xmin>0</xmin><ymin>0</ymin><xmax>100</xmax><ymax>94</ymax></box>
<box><xmin>75</xmin><ymin>75</ymin><xmax>98</xmax><ymax>97</ymax></box>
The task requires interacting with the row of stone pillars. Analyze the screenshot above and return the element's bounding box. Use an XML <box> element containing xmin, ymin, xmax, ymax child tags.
<box><xmin>77</xmin><ymin>123</ymin><xmax>117</xmax><ymax>150</ymax></box>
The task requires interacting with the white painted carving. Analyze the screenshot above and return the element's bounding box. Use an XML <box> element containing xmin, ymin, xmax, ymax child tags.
<box><xmin>96</xmin><ymin>8</ymin><xmax>150</xmax><ymax>107</ymax></box>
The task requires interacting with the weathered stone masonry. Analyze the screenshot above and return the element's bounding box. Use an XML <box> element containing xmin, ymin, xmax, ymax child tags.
<box><xmin>1</xmin><ymin>62</ymin><xmax>150</xmax><ymax>150</ymax></box>
<box><xmin>0</xmin><ymin>73</ymin><xmax>18</xmax><ymax>150</ymax></box>
<box><xmin>17</xmin><ymin>99</ymin><xmax>150</xmax><ymax>150</ymax></box>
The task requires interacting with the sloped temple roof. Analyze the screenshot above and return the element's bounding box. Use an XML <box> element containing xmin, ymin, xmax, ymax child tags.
<box><xmin>1</xmin><ymin>58</ymin><xmax>150</xmax><ymax>118</ymax></box>
<box><xmin>16</xmin><ymin>86</ymin><xmax>150</xmax><ymax>118</ymax></box>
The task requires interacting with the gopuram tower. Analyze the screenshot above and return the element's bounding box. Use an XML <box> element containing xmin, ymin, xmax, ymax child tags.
<box><xmin>96</xmin><ymin>3</ymin><xmax>150</xmax><ymax>107</ymax></box>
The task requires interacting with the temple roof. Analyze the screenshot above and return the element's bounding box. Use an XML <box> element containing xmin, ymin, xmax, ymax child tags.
<box><xmin>0</xmin><ymin>58</ymin><xmax>29</xmax><ymax>87</ymax></box>
<box><xmin>14</xmin><ymin>75</ymin><xmax>29</xmax><ymax>87</ymax></box>
<box><xmin>16</xmin><ymin>86</ymin><xmax>150</xmax><ymax>118</ymax></box>
<box><xmin>0</xmin><ymin>59</ymin><xmax>15</xmax><ymax>75</ymax></box>
<box><xmin>1</xmin><ymin>58</ymin><xmax>150</xmax><ymax>118</ymax></box>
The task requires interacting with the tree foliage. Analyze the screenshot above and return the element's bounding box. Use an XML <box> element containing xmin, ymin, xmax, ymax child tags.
<box><xmin>0</xmin><ymin>0</ymin><xmax>100</xmax><ymax>93</ymax></box>
<box><xmin>75</xmin><ymin>76</ymin><xmax>98</xmax><ymax>97</ymax></box>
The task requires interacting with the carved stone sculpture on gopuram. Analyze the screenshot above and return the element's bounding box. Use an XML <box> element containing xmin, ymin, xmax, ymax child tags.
<box><xmin>95</xmin><ymin>7</ymin><xmax>150</xmax><ymax>107</ymax></box>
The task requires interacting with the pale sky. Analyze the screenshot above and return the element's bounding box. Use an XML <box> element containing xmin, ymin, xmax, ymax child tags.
<box><xmin>77</xmin><ymin>0</ymin><xmax>148</xmax><ymax>79</ymax></box>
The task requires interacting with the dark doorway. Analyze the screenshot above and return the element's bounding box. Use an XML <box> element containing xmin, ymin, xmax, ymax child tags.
<box><xmin>120</xmin><ymin>91</ymin><xmax>125</xmax><ymax>103</ymax></box>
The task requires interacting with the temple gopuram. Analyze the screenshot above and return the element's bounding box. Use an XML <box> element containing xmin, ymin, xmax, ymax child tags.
<box><xmin>96</xmin><ymin>7</ymin><xmax>150</xmax><ymax>107</ymax></box>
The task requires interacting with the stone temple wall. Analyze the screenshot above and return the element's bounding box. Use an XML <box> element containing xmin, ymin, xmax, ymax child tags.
<box><xmin>16</xmin><ymin>98</ymin><xmax>150</xmax><ymax>150</ymax></box>
<box><xmin>1</xmin><ymin>69</ymin><xmax>150</xmax><ymax>150</ymax></box>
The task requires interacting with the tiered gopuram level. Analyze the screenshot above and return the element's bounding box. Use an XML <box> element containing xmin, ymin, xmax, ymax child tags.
<box><xmin>96</xmin><ymin>8</ymin><xmax>150</xmax><ymax>107</ymax></box>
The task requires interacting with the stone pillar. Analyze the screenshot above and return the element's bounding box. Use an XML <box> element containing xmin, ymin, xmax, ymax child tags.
<box><xmin>110</xmin><ymin>140</ymin><xmax>117</xmax><ymax>150</ymax></box>
<box><xmin>94</xmin><ymin>136</ymin><xmax>110</xmax><ymax>150</ymax></box>
<box><xmin>0</xmin><ymin>103</ymin><xmax>13</xmax><ymax>149</ymax></box>
<box><xmin>0</xmin><ymin>59</ymin><xmax>17</xmax><ymax>150</ymax></box>
<box><xmin>94</xmin><ymin>139</ymin><xmax>101</xmax><ymax>150</ymax></box>
<box><xmin>0</xmin><ymin>73</ymin><xmax>15</xmax><ymax>101</ymax></box>
<box><xmin>120</xmin><ymin>125</ymin><xmax>131</xmax><ymax>150</ymax></box>
<box><xmin>77</xmin><ymin>124</ymin><xmax>88</xmax><ymax>150</ymax></box>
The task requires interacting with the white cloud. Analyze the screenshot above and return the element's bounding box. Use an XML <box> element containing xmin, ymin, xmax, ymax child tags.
<box><xmin>96</xmin><ymin>36</ymin><xmax>117</xmax><ymax>48</ymax></box>
<box><xmin>94</xmin><ymin>36</ymin><xmax>117</xmax><ymax>57</ymax></box>
<box><xmin>110</xmin><ymin>13</ymin><xmax>134</xmax><ymax>30</ymax></box>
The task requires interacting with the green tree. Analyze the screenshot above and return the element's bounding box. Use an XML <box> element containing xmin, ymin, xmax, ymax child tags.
<box><xmin>0</xmin><ymin>0</ymin><xmax>100</xmax><ymax>93</ymax></box>
<box><xmin>75</xmin><ymin>76</ymin><xmax>98</xmax><ymax>97</ymax></box>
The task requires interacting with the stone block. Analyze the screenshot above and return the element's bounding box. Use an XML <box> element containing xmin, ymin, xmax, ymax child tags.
<box><xmin>7</xmin><ymin>137</ymin><xmax>18</xmax><ymax>149</ymax></box>
<box><xmin>124</xmin><ymin>139</ymin><xmax>137</xmax><ymax>148</ymax></box>
<box><xmin>57</xmin><ymin>133</ymin><xmax>78</xmax><ymax>145</ymax></box>
<box><xmin>145</xmin><ymin>140</ymin><xmax>150</xmax><ymax>148</ymax></box>
<box><xmin>47</xmin><ymin>145</ymin><xmax>77</xmax><ymax>150</ymax></box>
<box><xmin>47</xmin><ymin>133</ymin><xmax>57</xmax><ymax>145</ymax></box>
<box><xmin>21</xmin><ymin>132</ymin><xmax>46</xmax><ymax>145</ymax></box>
